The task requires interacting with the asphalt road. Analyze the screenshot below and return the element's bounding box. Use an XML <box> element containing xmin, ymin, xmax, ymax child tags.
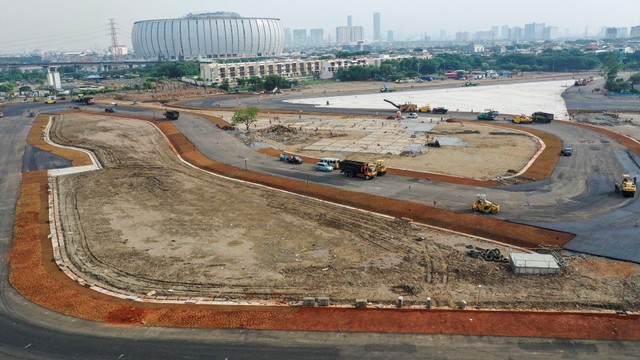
<box><xmin>2</xmin><ymin>87</ymin><xmax>640</xmax><ymax>358</ymax></box>
<box><xmin>563</xmin><ymin>77</ymin><xmax>640</xmax><ymax>112</ymax></box>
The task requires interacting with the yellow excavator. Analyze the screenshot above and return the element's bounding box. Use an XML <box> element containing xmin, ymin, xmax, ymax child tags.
<box><xmin>383</xmin><ymin>99</ymin><xmax>418</xmax><ymax>113</ymax></box>
<box><xmin>513</xmin><ymin>114</ymin><xmax>533</xmax><ymax>124</ymax></box>
<box><xmin>615</xmin><ymin>174</ymin><xmax>637</xmax><ymax>197</ymax></box>
<box><xmin>472</xmin><ymin>194</ymin><xmax>500</xmax><ymax>214</ymax></box>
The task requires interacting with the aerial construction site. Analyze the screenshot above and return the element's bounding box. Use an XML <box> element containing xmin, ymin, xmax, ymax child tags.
<box><xmin>7</xmin><ymin>73</ymin><xmax>640</xmax><ymax>337</ymax></box>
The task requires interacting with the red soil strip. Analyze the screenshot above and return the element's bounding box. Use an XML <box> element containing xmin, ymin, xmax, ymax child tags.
<box><xmin>8</xmin><ymin>174</ymin><xmax>640</xmax><ymax>339</ymax></box>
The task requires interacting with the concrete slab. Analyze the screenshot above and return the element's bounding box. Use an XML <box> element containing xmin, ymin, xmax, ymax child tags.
<box><xmin>286</xmin><ymin>80</ymin><xmax>573</xmax><ymax>118</ymax></box>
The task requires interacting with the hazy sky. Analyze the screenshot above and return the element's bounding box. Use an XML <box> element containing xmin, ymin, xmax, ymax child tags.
<box><xmin>0</xmin><ymin>0</ymin><xmax>638</xmax><ymax>53</ymax></box>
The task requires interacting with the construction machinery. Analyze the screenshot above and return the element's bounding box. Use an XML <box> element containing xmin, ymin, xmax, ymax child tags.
<box><xmin>477</xmin><ymin>109</ymin><xmax>499</xmax><ymax>120</ymax></box>
<box><xmin>418</xmin><ymin>105</ymin><xmax>431</xmax><ymax>113</ymax></box>
<box><xmin>380</xmin><ymin>84</ymin><xmax>396</xmax><ymax>93</ymax></box>
<box><xmin>279</xmin><ymin>154</ymin><xmax>304</xmax><ymax>164</ymax></box>
<box><xmin>531</xmin><ymin>112</ymin><xmax>554</xmax><ymax>123</ymax></box>
<box><xmin>339</xmin><ymin>160</ymin><xmax>377</xmax><ymax>180</ymax></box>
<box><xmin>163</xmin><ymin>110</ymin><xmax>180</xmax><ymax>120</ymax></box>
<box><xmin>373</xmin><ymin>159</ymin><xmax>387</xmax><ymax>176</ymax></box>
<box><xmin>512</xmin><ymin>114</ymin><xmax>533</xmax><ymax>124</ymax></box>
<box><xmin>615</xmin><ymin>174</ymin><xmax>637</xmax><ymax>197</ymax></box>
<box><xmin>472</xmin><ymin>194</ymin><xmax>500</xmax><ymax>214</ymax></box>
<box><xmin>384</xmin><ymin>99</ymin><xmax>418</xmax><ymax>113</ymax></box>
<box><xmin>426</xmin><ymin>137</ymin><xmax>441</xmax><ymax>147</ymax></box>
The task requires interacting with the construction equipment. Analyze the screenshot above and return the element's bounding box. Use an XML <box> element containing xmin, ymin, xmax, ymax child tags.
<box><xmin>339</xmin><ymin>160</ymin><xmax>377</xmax><ymax>180</ymax></box>
<box><xmin>531</xmin><ymin>112</ymin><xmax>554</xmax><ymax>123</ymax></box>
<box><xmin>380</xmin><ymin>84</ymin><xmax>396</xmax><ymax>93</ymax></box>
<box><xmin>471</xmin><ymin>194</ymin><xmax>500</xmax><ymax>214</ymax></box>
<box><xmin>418</xmin><ymin>105</ymin><xmax>431</xmax><ymax>113</ymax></box>
<box><xmin>426</xmin><ymin>137</ymin><xmax>441</xmax><ymax>147</ymax></box>
<box><xmin>373</xmin><ymin>159</ymin><xmax>387</xmax><ymax>176</ymax></box>
<box><xmin>615</xmin><ymin>174</ymin><xmax>637</xmax><ymax>197</ymax></box>
<box><xmin>431</xmin><ymin>107</ymin><xmax>448</xmax><ymax>114</ymax></box>
<box><xmin>384</xmin><ymin>99</ymin><xmax>418</xmax><ymax>113</ymax></box>
<box><xmin>279</xmin><ymin>154</ymin><xmax>303</xmax><ymax>164</ymax></box>
<box><xmin>163</xmin><ymin>110</ymin><xmax>180</xmax><ymax>120</ymax></box>
<box><xmin>512</xmin><ymin>114</ymin><xmax>533</xmax><ymax>124</ymax></box>
<box><xmin>477</xmin><ymin>109</ymin><xmax>499</xmax><ymax>120</ymax></box>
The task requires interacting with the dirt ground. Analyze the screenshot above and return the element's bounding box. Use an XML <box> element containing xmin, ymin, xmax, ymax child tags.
<box><xmin>48</xmin><ymin>113</ymin><xmax>640</xmax><ymax>310</ymax></box>
<box><xmin>572</xmin><ymin>112</ymin><xmax>640</xmax><ymax>141</ymax></box>
<box><xmin>163</xmin><ymin>108</ymin><xmax>537</xmax><ymax>180</ymax></box>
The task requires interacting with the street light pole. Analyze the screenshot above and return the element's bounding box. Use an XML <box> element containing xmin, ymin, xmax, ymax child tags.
<box><xmin>476</xmin><ymin>284</ymin><xmax>482</xmax><ymax>308</ymax></box>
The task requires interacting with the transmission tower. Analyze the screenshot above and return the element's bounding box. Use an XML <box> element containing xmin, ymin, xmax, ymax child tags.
<box><xmin>108</xmin><ymin>18</ymin><xmax>120</xmax><ymax>57</ymax></box>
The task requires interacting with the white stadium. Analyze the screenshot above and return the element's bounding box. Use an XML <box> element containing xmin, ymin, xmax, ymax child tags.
<box><xmin>131</xmin><ymin>12</ymin><xmax>284</xmax><ymax>60</ymax></box>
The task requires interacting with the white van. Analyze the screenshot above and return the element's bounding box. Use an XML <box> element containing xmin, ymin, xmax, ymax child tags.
<box><xmin>319</xmin><ymin>157</ymin><xmax>341</xmax><ymax>169</ymax></box>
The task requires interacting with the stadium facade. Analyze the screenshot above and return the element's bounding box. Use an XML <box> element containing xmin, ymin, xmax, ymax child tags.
<box><xmin>132</xmin><ymin>12</ymin><xmax>284</xmax><ymax>60</ymax></box>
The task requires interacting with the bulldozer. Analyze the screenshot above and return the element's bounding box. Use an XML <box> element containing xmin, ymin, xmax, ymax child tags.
<box><xmin>472</xmin><ymin>194</ymin><xmax>500</xmax><ymax>214</ymax></box>
<box><xmin>418</xmin><ymin>105</ymin><xmax>431</xmax><ymax>113</ymax></box>
<box><xmin>384</xmin><ymin>99</ymin><xmax>418</xmax><ymax>113</ymax></box>
<box><xmin>615</xmin><ymin>174</ymin><xmax>637</xmax><ymax>197</ymax></box>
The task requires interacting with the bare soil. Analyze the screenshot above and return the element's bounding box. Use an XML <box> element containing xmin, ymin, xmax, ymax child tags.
<box><xmin>49</xmin><ymin>113</ymin><xmax>640</xmax><ymax>310</ymax></box>
<box><xmin>194</xmin><ymin>109</ymin><xmax>537</xmax><ymax>179</ymax></box>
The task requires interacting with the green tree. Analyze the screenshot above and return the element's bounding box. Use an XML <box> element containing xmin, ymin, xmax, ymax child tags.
<box><xmin>602</xmin><ymin>53</ymin><xmax>622</xmax><ymax>91</ymax></box>
<box><xmin>0</xmin><ymin>82</ymin><xmax>14</xmax><ymax>93</ymax></box>
<box><xmin>231</xmin><ymin>105</ymin><xmax>259</xmax><ymax>131</ymax></box>
<box><xmin>19</xmin><ymin>85</ymin><xmax>32</xmax><ymax>92</ymax></box>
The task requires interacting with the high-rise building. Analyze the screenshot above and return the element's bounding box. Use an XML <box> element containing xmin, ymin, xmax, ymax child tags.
<box><xmin>293</xmin><ymin>29</ymin><xmax>308</xmax><ymax>47</ymax></box>
<box><xmin>605</xmin><ymin>27</ymin><xmax>618</xmax><ymax>39</ymax></box>
<box><xmin>509</xmin><ymin>27</ymin><xmax>523</xmax><ymax>41</ymax></box>
<box><xmin>524</xmin><ymin>22</ymin><xmax>545</xmax><ymax>40</ymax></box>
<box><xmin>373</xmin><ymin>12</ymin><xmax>381</xmax><ymax>42</ymax></box>
<box><xmin>284</xmin><ymin>28</ymin><xmax>292</xmax><ymax>47</ymax></box>
<box><xmin>440</xmin><ymin>29</ymin><xmax>447</xmax><ymax>41</ymax></box>
<box><xmin>387</xmin><ymin>30</ymin><xmax>394</xmax><ymax>42</ymax></box>
<box><xmin>543</xmin><ymin>26</ymin><xmax>559</xmax><ymax>40</ymax></box>
<box><xmin>455</xmin><ymin>32</ymin><xmax>471</xmax><ymax>42</ymax></box>
<box><xmin>309</xmin><ymin>29</ymin><xmax>324</xmax><ymax>47</ymax></box>
<box><xmin>617</xmin><ymin>27</ymin><xmax>629</xmax><ymax>38</ymax></box>
<box><xmin>501</xmin><ymin>25</ymin><xmax>510</xmax><ymax>40</ymax></box>
<box><xmin>347</xmin><ymin>15</ymin><xmax>352</xmax><ymax>27</ymax></box>
<box><xmin>491</xmin><ymin>26</ymin><xmax>499</xmax><ymax>40</ymax></box>
<box><xmin>630</xmin><ymin>25</ymin><xmax>640</xmax><ymax>38</ymax></box>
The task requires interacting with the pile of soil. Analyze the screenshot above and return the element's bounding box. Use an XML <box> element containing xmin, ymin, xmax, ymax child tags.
<box><xmin>244</xmin><ymin>124</ymin><xmax>345</xmax><ymax>146</ymax></box>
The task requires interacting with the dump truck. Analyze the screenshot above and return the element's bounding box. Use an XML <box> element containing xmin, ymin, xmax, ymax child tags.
<box><xmin>512</xmin><ymin>114</ymin><xmax>533</xmax><ymax>124</ymax></box>
<box><xmin>472</xmin><ymin>194</ymin><xmax>500</xmax><ymax>214</ymax></box>
<box><xmin>384</xmin><ymin>99</ymin><xmax>418</xmax><ymax>113</ymax></box>
<box><xmin>431</xmin><ymin>107</ymin><xmax>448</xmax><ymax>114</ymax></box>
<box><xmin>339</xmin><ymin>160</ymin><xmax>377</xmax><ymax>180</ymax></box>
<box><xmin>531</xmin><ymin>112</ymin><xmax>553</xmax><ymax>123</ymax></box>
<box><xmin>163</xmin><ymin>110</ymin><xmax>180</xmax><ymax>120</ymax></box>
<box><xmin>615</xmin><ymin>174</ymin><xmax>636</xmax><ymax>197</ymax></box>
<box><xmin>418</xmin><ymin>105</ymin><xmax>431</xmax><ymax>113</ymax></box>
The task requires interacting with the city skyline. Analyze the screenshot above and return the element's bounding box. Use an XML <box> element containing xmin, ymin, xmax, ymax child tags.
<box><xmin>0</xmin><ymin>0</ymin><xmax>639</xmax><ymax>53</ymax></box>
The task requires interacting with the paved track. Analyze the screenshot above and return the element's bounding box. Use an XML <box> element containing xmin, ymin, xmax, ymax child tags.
<box><xmin>2</xmin><ymin>84</ymin><xmax>640</xmax><ymax>358</ymax></box>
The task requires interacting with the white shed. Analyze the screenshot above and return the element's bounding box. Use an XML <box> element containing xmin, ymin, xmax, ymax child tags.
<box><xmin>509</xmin><ymin>253</ymin><xmax>560</xmax><ymax>275</ymax></box>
